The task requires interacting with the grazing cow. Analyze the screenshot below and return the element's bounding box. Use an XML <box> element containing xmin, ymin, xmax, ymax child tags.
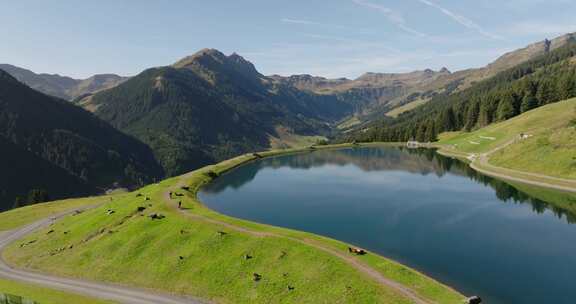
<box><xmin>253</xmin><ymin>273</ymin><xmax>262</xmax><ymax>282</ymax></box>
<box><xmin>466</xmin><ymin>296</ymin><xmax>482</xmax><ymax>304</ymax></box>
<box><xmin>217</xmin><ymin>231</ymin><xmax>228</xmax><ymax>236</ymax></box>
<box><xmin>244</xmin><ymin>254</ymin><xmax>253</xmax><ymax>260</ymax></box>
<box><xmin>149</xmin><ymin>213</ymin><xmax>165</xmax><ymax>220</ymax></box>
<box><xmin>348</xmin><ymin>247</ymin><xmax>367</xmax><ymax>255</ymax></box>
<box><xmin>136</xmin><ymin>206</ymin><xmax>146</xmax><ymax>212</ymax></box>
<box><xmin>288</xmin><ymin>285</ymin><xmax>295</xmax><ymax>291</ymax></box>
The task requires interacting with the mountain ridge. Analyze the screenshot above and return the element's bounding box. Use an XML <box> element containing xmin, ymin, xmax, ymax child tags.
<box><xmin>0</xmin><ymin>64</ymin><xmax>128</xmax><ymax>100</ymax></box>
<box><xmin>0</xmin><ymin>70</ymin><xmax>163</xmax><ymax>208</ymax></box>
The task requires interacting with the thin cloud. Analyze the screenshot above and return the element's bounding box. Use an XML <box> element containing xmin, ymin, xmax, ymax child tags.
<box><xmin>417</xmin><ymin>0</ymin><xmax>504</xmax><ymax>40</ymax></box>
<box><xmin>281</xmin><ymin>18</ymin><xmax>318</xmax><ymax>25</ymax></box>
<box><xmin>281</xmin><ymin>18</ymin><xmax>372</xmax><ymax>33</ymax></box>
<box><xmin>351</xmin><ymin>0</ymin><xmax>428</xmax><ymax>38</ymax></box>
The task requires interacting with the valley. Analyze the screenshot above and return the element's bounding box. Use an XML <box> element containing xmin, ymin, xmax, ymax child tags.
<box><xmin>1</xmin><ymin>3</ymin><xmax>576</xmax><ymax>302</ymax></box>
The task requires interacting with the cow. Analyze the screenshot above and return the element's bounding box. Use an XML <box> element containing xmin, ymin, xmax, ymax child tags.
<box><xmin>348</xmin><ymin>247</ymin><xmax>367</xmax><ymax>255</ymax></box>
<box><xmin>466</xmin><ymin>296</ymin><xmax>482</xmax><ymax>304</ymax></box>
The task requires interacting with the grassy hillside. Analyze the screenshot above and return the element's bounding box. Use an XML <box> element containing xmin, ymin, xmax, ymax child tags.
<box><xmin>438</xmin><ymin>98</ymin><xmax>576</xmax><ymax>179</ymax></box>
<box><xmin>352</xmin><ymin>37</ymin><xmax>576</xmax><ymax>144</ymax></box>
<box><xmin>2</xmin><ymin>146</ymin><xmax>464</xmax><ymax>304</ymax></box>
<box><xmin>0</xmin><ymin>196</ymin><xmax>110</xmax><ymax>231</ymax></box>
<box><xmin>0</xmin><ymin>278</ymin><xmax>112</xmax><ymax>304</ymax></box>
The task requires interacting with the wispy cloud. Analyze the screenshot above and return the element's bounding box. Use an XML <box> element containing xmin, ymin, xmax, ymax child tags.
<box><xmin>351</xmin><ymin>0</ymin><xmax>428</xmax><ymax>38</ymax></box>
<box><xmin>281</xmin><ymin>18</ymin><xmax>319</xmax><ymax>25</ymax></box>
<box><xmin>281</xmin><ymin>18</ymin><xmax>373</xmax><ymax>34</ymax></box>
<box><xmin>417</xmin><ymin>0</ymin><xmax>504</xmax><ymax>40</ymax></box>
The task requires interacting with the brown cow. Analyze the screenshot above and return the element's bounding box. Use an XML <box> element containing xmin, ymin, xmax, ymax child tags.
<box><xmin>348</xmin><ymin>247</ymin><xmax>367</xmax><ymax>255</ymax></box>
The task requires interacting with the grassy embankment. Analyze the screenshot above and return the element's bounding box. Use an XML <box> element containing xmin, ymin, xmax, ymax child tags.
<box><xmin>2</xmin><ymin>143</ymin><xmax>463</xmax><ymax>304</ymax></box>
<box><xmin>0</xmin><ymin>196</ymin><xmax>112</xmax><ymax>232</ymax></box>
<box><xmin>0</xmin><ymin>278</ymin><xmax>112</xmax><ymax>304</ymax></box>
<box><xmin>0</xmin><ymin>197</ymin><xmax>117</xmax><ymax>303</ymax></box>
<box><xmin>437</xmin><ymin>98</ymin><xmax>576</xmax><ymax>186</ymax></box>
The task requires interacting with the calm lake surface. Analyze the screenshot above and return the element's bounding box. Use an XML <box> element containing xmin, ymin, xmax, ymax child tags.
<box><xmin>199</xmin><ymin>147</ymin><xmax>576</xmax><ymax>304</ymax></box>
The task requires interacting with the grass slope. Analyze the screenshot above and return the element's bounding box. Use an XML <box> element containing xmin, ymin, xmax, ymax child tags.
<box><xmin>0</xmin><ymin>278</ymin><xmax>113</xmax><ymax>304</ymax></box>
<box><xmin>2</xmin><ymin>144</ymin><xmax>463</xmax><ymax>304</ymax></box>
<box><xmin>0</xmin><ymin>196</ymin><xmax>110</xmax><ymax>231</ymax></box>
<box><xmin>438</xmin><ymin>98</ymin><xmax>576</xmax><ymax>179</ymax></box>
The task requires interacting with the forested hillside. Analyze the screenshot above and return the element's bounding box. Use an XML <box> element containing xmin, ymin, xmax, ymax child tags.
<box><xmin>84</xmin><ymin>49</ymin><xmax>353</xmax><ymax>175</ymax></box>
<box><xmin>0</xmin><ymin>70</ymin><xmax>163</xmax><ymax>209</ymax></box>
<box><xmin>350</xmin><ymin>36</ymin><xmax>576</xmax><ymax>143</ymax></box>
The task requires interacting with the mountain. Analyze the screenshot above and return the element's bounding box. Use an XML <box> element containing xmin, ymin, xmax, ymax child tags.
<box><xmin>270</xmin><ymin>68</ymin><xmax>452</xmax><ymax>126</ymax></box>
<box><xmin>349</xmin><ymin>33</ymin><xmax>576</xmax><ymax>144</ymax></box>
<box><xmin>0</xmin><ymin>70</ymin><xmax>163</xmax><ymax>209</ymax></box>
<box><xmin>274</xmin><ymin>33</ymin><xmax>576</xmax><ymax>132</ymax></box>
<box><xmin>0</xmin><ymin>64</ymin><xmax>127</xmax><ymax>100</ymax></box>
<box><xmin>80</xmin><ymin>49</ymin><xmax>353</xmax><ymax>176</ymax></box>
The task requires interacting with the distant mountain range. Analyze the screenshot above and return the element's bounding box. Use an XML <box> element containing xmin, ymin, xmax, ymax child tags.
<box><xmin>1</xmin><ymin>32</ymin><xmax>575</xmax><ymax>209</ymax></box>
<box><xmin>79</xmin><ymin>49</ymin><xmax>353</xmax><ymax>175</ymax></box>
<box><xmin>349</xmin><ymin>33</ymin><xmax>576</xmax><ymax>143</ymax></box>
<box><xmin>0</xmin><ymin>70</ymin><xmax>162</xmax><ymax>209</ymax></box>
<box><xmin>0</xmin><ymin>64</ymin><xmax>128</xmax><ymax>100</ymax></box>
<box><xmin>272</xmin><ymin>33</ymin><xmax>576</xmax><ymax>129</ymax></box>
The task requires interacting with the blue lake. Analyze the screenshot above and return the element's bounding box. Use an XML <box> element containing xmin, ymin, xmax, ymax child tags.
<box><xmin>199</xmin><ymin>147</ymin><xmax>576</xmax><ymax>304</ymax></box>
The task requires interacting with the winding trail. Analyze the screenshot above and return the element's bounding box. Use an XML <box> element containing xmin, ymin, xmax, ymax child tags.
<box><xmin>168</xmin><ymin>174</ymin><xmax>432</xmax><ymax>304</ymax></box>
<box><xmin>470</xmin><ymin>138</ymin><xmax>576</xmax><ymax>193</ymax></box>
<box><xmin>0</xmin><ymin>208</ymin><xmax>204</xmax><ymax>304</ymax></box>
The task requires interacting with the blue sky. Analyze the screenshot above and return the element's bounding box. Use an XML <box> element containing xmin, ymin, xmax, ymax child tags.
<box><xmin>1</xmin><ymin>0</ymin><xmax>575</xmax><ymax>79</ymax></box>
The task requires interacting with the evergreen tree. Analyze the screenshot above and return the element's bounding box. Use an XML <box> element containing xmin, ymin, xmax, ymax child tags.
<box><xmin>521</xmin><ymin>94</ymin><xmax>538</xmax><ymax>113</ymax></box>
<box><xmin>438</xmin><ymin>108</ymin><xmax>456</xmax><ymax>131</ymax></box>
<box><xmin>27</xmin><ymin>189</ymin><xmax>50</xmax><ymax>204</ymax></box>
<box><xmin>536</xmin><ymin>80</ymin><xmax>556</xmax><ymax>105</ymax></box>
<box><xmin>496</xmin><ymin>98</ymin><xmax>515</xmax><ymax>121</ymax></box>
<box><xmin>464</xmin><ymin>102</ymin><xmax>480</xmax><ymax>131</ymax></box>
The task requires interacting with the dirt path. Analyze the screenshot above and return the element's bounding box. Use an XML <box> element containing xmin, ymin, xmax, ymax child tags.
<box><xmin>470</xmin><ymin>138</ymin><xmax>576</xmax><ymax>193</ymax></box>
<box><xmin>0</xmin><ymin>208</ymin><xmax>204</xmax><ymax>304</ymax></box>
<box><xmin>168</xmin><ymin>176</ymin><xmax>432</xmax><ymax>304</ymax></box>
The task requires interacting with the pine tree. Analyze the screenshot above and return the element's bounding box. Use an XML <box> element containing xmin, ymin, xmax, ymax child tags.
<box><xmin>438</xmin><ymin>108</ymin><xmax>456</xmax><ymax>131</ymax></box>
<box><xmin>464</xmin><ymin>102</ymin><xmax>480</xmax><ymax>131</ymax></box>
<box><xmin>536</xmin><ymin>80</ymin><xmax>556</xmax><ymax>105</ymax></box>
<box><xmin>496</xmin><ymin>98</ymin><xmax>515</xmax><ymax>121</ymax></box>
<box><xmin>521</xmin><ymin>94</ymin><xmax>538</xmax><ymax>113</ymax></box>
<box><xmin>27</xmin><ymin>189</ymin><xmax>50</xmax><ymax>205</ymax></box>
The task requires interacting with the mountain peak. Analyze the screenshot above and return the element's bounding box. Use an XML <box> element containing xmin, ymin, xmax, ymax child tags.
<box><xmin>172</xmin><ymin>48</ymin><xmax>227</xmax><ymax>68</ymax></box>
<box><xmin>172</xmin><ymin>49</ymin><xmax>262</xmax><ymax>81</ymax></box>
